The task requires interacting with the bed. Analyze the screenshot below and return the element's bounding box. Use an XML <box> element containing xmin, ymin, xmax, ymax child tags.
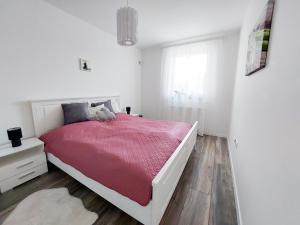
<box><xmin>31</xmin><ymin>95</ymin><xmax>198</xmax><ymax>225</ymax></box>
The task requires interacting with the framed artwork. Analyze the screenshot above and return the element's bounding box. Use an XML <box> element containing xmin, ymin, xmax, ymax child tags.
<box><xmin>245</xmin><ymin>0</ymin><xmax>275</xmax><ymax>76</ymax></box>
<box><xmin>79</xmin><ymin>58</ymin><xmax>92</xmax><ymax>72</ymax></box>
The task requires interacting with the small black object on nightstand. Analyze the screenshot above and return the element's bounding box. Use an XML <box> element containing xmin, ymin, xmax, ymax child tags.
<box><xmin>126</xmin><ymin>106</ymin><xmax>131</xmax><ymax>115</ymax></box>
<box><xmin>7</xmin><ymin>127</ymin><xmax>23</xmax><ymax>147</ymax></box>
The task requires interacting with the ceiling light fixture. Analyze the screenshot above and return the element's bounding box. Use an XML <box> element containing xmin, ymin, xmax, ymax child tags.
<box><xmin>117</xmin><ymin>0</ymin><xmax>138</xmax><ymax>46</ymax></box>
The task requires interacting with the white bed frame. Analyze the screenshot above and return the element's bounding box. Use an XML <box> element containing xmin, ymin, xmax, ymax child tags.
<box><xmin>31</xmin><ymin>95</ymin><xmax>198</xmax><ymax>225</ymax></box>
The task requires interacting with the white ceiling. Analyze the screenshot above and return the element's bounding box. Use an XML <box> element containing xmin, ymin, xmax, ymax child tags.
<box><xmin>45</xmin><ymin>0</ymin><xmax>250</xmax><ymax>49</ymax></box>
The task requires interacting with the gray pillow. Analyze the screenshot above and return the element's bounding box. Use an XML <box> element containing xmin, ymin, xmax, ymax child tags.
<box><xmin>91</xmin><ymin>100</ymin><xmax>115</xmax><ymax>113</ymax></box>
<box><xmin>61</xmin><ymin>102</ymin><xmax>89</xmax><ymax>125</ymax></box>
<box><xmin>89</xmin><ymin>107</ymin><xmax>116</xmax><ymax>121</ymax></box>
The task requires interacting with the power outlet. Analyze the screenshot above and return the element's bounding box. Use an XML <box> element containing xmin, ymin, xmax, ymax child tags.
<box><xmin>234</xmin><ymin>139</ymin><xmax>238</xmax><ymax>149</ymax></box>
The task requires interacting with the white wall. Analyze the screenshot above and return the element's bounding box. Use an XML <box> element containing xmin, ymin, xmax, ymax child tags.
<box><xmin>141</xmin><ymin>47</ymin><xmax>162</xmax><ymax>120</ymax></box>
<box><xmin>141</xmin><ymin>32</ymin><xmax>240</xmax><ymax>137</ymax></box>
<box><xmin>0</xmin><ymin>0</ymin><xmax>141</xmax><ymax>145</ymax></box>
<box><xmin>204</xmin><ymin>33</ymin><xmax>240</xmax><ymax>137</ymax></box>
<box><xmin>228</xmin><ymin>0</ymin><xmax>300</xmax><ymax>225</ymax></box>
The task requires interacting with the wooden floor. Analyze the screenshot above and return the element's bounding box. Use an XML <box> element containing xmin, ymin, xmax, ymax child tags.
<box><xmin>0</xmin><ymin>136</ymin><xmax>237</xmax><ymax>225</ymax></box>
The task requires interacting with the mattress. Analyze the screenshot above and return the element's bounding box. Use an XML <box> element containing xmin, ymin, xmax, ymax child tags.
<box><xmin>40</xmin><ymin>113</ymin><xmax>191</xmax><ymax>206</ymax></box>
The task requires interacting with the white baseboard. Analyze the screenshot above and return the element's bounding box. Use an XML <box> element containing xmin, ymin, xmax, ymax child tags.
<box><xmin>226</xmin><ymin>137</ymin><xmax>243</xmax><ymax>225</ymax></box>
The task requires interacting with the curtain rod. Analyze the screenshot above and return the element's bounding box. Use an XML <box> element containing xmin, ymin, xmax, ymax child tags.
<box><xmin>160</xmin><ymin>28</ymin><xmax>240</xmax><ymax>49</ymax></box>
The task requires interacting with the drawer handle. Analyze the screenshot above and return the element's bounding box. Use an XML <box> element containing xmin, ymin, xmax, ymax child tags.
<box><xmin>18</xmin><ymin>171</ymin><xmax>35</xmax><ymax>180</ymax></box>
<box><xmin>16</xmin><ymin>161</ymin><xmax>34</xmax><ymax>169</ymax></box>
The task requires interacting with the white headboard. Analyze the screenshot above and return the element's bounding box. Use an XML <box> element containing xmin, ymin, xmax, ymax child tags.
<box><xmin>31</xmin><ymin>95</ymin><xmax>120</xmax><ymax>137</ymax></box>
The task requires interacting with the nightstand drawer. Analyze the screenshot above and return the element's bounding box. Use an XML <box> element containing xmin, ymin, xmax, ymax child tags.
<box><xmin>0</xmin><ymin>163</ymin><xmax>48</xmax><ymax>193</ymax></box>
<box><xmin>0</xmin><ymin>152</ymin><xmax>46</xmax><ymax>181</ymax></box>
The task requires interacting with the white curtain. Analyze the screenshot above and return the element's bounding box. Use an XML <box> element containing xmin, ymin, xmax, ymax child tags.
<box><xmin>159</xmin><ymin>39</ymin><xmax>223</xmax><ymax>135</ymax></box>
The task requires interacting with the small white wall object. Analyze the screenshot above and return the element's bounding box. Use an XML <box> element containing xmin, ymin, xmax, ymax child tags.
<box><xmin>79</xmin><ymin>58</ymin><xmax>92</xmax><ymax>71</ymax></box>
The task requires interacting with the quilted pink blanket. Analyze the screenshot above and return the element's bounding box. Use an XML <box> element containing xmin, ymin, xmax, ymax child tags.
<box><xmin>40</xmin><ymin>113</ymin><xmax>191</xmax><ymax>206</ymax></box>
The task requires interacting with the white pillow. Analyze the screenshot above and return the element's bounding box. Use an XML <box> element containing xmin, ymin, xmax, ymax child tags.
<box><xmin>88</xmin><ymin>104</ymin><xmax>105</xmax><ymax>117</ymax></box>
<box><xmin>88</xmin><ymin>105</ymin><xmax>116</xmax><ymax>121</ymax></box>
<box><xmin>111</xmin><ymin>99</ymin><xmax>122</xmax><ymax>113</ymax></box>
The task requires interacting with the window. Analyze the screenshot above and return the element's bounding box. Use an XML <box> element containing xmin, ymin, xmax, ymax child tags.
<box><xmin>160</xmin><ymin>39</ymin><xmax>222</xmax><ymax>135</ymax></box>
<box><xmin>161</xmin><ymin>42</ymin><xmax>211</xmax><ymax>108</ymax></box>
<box><xmin>172</xmin><ymin>54</ymin><xmax>207</xmax><ymax>100</ymax></box>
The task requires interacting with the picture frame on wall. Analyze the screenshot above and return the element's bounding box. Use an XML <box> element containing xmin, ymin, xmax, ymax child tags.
<box><xmin>245</xmin><ymin>0</ymin><xmax>275</xmax><ymax>76</ymax></box>
<box><xmin>79</xmin><ymin>58</ymin><xmax>92</xmax><ymax>72</ymax></box>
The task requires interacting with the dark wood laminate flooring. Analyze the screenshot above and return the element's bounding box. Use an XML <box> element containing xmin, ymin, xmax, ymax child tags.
<box><xmin>0</xmin><ymin>136</ymin><xmax>237</xmax><ymax>225</ymax></box>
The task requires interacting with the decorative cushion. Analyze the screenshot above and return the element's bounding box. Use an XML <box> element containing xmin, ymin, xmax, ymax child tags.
<box><xmin>61</xmin><ymin>102</ymin><xmax>89</xmax><ymax>125</ymax></box>
<box><xmin>88</xmin><ymin>105</ymin><xmax>116</xmax><ymax>121</ymax></box>
<box><xmin>89</xmin><ymin>104</ymin><xmax>105</xmax><ymax>117</ymax></box>
<box><xmin>91</xmin><ymin>100</ymin><xmax>115</xmax><ymax>113</ymax></box>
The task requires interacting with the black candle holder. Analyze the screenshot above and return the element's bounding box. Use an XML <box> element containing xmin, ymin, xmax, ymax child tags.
<box><xmin>7</xmin><ymin>127</ymin><xmax>23</xmax><ymax>147</ymax></box>
<box><xmin>126</xmin><ymin>106</ymin><xmax>131</xmax><ymax>115</ymax></box>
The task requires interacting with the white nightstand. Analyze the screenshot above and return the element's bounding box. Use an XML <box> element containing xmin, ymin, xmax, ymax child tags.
<box><xmin>0</xmin><ymin>138</ymin><xmax>48</xmax><ymax>193</ymax></box>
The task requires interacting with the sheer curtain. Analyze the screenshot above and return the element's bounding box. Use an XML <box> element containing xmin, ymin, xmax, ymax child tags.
<box><xmin>159</xmin><ymin>39</ymin><xmax>223</xmax><ymax>135</ymax></box>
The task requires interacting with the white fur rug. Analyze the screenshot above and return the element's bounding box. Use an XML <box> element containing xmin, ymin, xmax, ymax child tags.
<box><xmin>3</xmin><ymin>188</ymin><xmax>98</xmax><ymax>225</ymax></box>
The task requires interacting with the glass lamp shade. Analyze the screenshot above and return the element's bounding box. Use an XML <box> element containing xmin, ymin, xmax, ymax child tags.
<box><xmin>117</xmin><ymin>6</ymin><xmax>138</xmax><ymax>46</ymax></box>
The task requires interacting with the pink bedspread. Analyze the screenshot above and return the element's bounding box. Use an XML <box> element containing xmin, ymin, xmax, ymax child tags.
<box><xmin>40</xmin><ymin>113</ymin><xmax>191</xmax><ymax>206</ymax></box>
